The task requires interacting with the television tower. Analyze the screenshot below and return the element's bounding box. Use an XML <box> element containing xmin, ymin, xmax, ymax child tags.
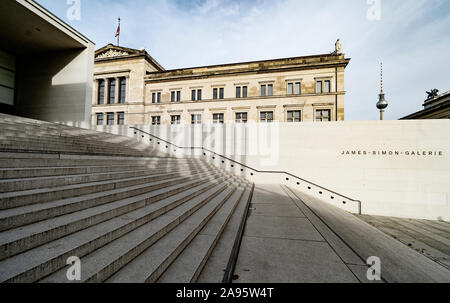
<box><xmin>376</xmin><ymin>62</ymin><xmax>388</xmax><ymax>120</ymax></box>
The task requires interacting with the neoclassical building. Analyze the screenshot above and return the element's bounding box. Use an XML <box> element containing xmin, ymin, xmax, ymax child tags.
<box><xmin>92</xmin><ymin>43</ymin><xmax>350</xmax><ymax>125</ymax></box>
<box><xmin>401</xmin><ymin>89</ymin><xmax>450</xmax><ymax>120</ymax></box>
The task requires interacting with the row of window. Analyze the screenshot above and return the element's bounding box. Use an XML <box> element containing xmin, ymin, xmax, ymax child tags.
<box><xmin>150</xmin><ymin>109</ymin><xmax>331</xmax><ymax>125</ymax></box>
<box><xmin>150</xmin><ymin>80</ymin><xmax>332</xmax><ymax>104</ymax></box>
<box><xmin>96</xmin><ymin>109</ymin><xmax>331</xmax><ymax>126</ymax></box>
<box><xmin>96</xmin><ymin>112</ymin><xmax>125</xmax><ymax>125</ymax></box>
<box><xmin>98</xmin><ymin>78</ymin><xmax>126</xmax><ymax>105</ymax></box>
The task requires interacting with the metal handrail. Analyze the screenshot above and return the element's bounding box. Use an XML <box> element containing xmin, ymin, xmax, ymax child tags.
<box><xmin>131</xmin><ymin>126</ymin><xmax>362</xmax><ymax>213</ymax></box>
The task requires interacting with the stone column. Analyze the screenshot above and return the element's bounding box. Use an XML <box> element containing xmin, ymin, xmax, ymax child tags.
<box><xmin>125</xmin><ymin>76</ymin><xmax>130</xmax><ymax>104</ymax></box>
<box><xmin>115</xmin><ymin>77</ymin><xmax>120</xmax><ymax>104</ymax></box>
<box><xmin>104</xmin><ymin>78</ymin><xmax>109</xmax><ymax>105</ymax></box>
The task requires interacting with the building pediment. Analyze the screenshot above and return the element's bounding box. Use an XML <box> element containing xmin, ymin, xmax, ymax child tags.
<box><xmin>95</xmin><ymin>44</ymin><xmax>143</xmax><ymax>60</ymax></box>
<box><xmin>94</xmin><ymin>44</ymin><xmax>165</xmax><ymax>71</ymax></box>
<box><xmin>95</xmin><ymin>48</ymin><xmax>130</xmax><ymax>59</ymax></box>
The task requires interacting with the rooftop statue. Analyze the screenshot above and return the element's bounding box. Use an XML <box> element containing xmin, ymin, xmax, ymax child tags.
<box><xmin>426</xmin><ymin>89</ymin><xmax>439</xmax><ymax>100</ymax></box>
<box><xmin>335</xmin><ymin>39</ymin><xmax>342</xmax><ymax>54</ymax></box>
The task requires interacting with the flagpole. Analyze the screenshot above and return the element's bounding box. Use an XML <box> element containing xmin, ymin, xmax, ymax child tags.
<box><xmin>117</xmin><ymin>17</ymin><xmax>120</xmax><ymax>46</ymax></box>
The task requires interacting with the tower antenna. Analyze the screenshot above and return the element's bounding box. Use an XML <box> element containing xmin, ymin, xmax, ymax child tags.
<box><xmin>376</xmin><ymin>62</ymin><xmax>388</xmax><ymax>120</ymax></box>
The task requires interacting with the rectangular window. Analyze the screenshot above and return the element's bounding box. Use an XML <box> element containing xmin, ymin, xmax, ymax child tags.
<box><xmin>235</xmin><ymin>112</ymin><xmax>248</xmax><ymax>123</ymax></box>
<box><xmin>192</xmin><ymin>90</ymin><xmax>196</xmax><ymax>101</ymax></box>
<box><xmin>197</xmin><ymin>89</ymin><xmax>202</xmax><ymax>101</ymax></box>
<box><xmin>316</xmin><ymin>81</ymin><xmax>323</xmax><ymax>94</ymax></box>
<box><xmin>151</xmin><ymin>92</ymin><xmax>161</xmax><ymax>103</ymax></box>
<box><xmin>268</xmin><ymin>84</ymin><xmax>273</xmax><ymax>96</ymax></box>
<box><xmin>288</xmin><ymin>82</ymin><xmax>301</xmax><ymax>95</ymax></box>
<box><xmin>171</xmin><ymin>115</ymin><xmax>181</xmax><ymax>125</ymax></box>
<box><xmin>108</xmin><ymin>79</ymin><xmax>116</xmax><ymax>104</ymax></box>
<box><xmin>119</xmin><ymin>78</ymin><xmax>126</xmax><ymax>104</ymax></box>
<box><xmin>219</xmin><ymin>88</ymin><xmax>224</xmax><ymax>99</ymax></box>
<box><xmin>316</xmin><ymin>109</ymin><xmax>331</xmax><ymax>122</ymax></box>
<box><xmin>295</xmin><ymin>82</ymin><xmax>301</xmax><ymax>95</ymax></box>
<box><xmin>191</xmin><ymin>114</ymin><xmax>202</xmax><ymax>124</ymax></box>
<box><xmin>117</xmin><ymin>112</ymin><xmax>125</xmax><ymax>125</ymax></box>
<box><xmin>171</xmin><ymin>91</ymin><xmax>181</xmax><ymax>102</ymax></box>
<box><xmin>96</xmin><ymin>113</ymin><xmax>104</xmax><ymax>125</ymax></box>
<box><xmin>213</xmin><ymin>113</ymin><xmax>224</xmax><ymax>124</ymax></box>
<box><xmin>152</xmin><ymin>116</ymin><xmax>161</xmax><ymax>125</ymax></box>
<box><xmin>324</xmin><ymin>80</ymin><xmax>331</xmax><ymax>93</ymax></box>
<box><xmin>236</xmin><ymin>86</ymin><xmax>247</xmax><ymax>98</ymax></box>
<box><xmin>98</xmin><ymin>80</ymin><xmax>105</xmax><ymax>105</ymax></box>
<box><xmin>287</xmin><ymin>110</ymin><xmax>301</xmax><ymax>122</ymax></box>
<box><xmin>213</xmin><ymin>88</ymin><xmax>218</xmax><ymax>100</ymax></box>
<box><xmin>107</xmin><ymin>112</ymin><xmax>114</xmax><ymax>125</ymax></box>
<box><xmin>261</xmin><ymin>85</ymin><xmax>266</xmax><ymax>97</ymax></box>
<box><xmin>287</xmin><ymin>83</ymin><xmax>293</xmax><ymax>95</ymax></box>
<box><xmin>260</xmin><ymin>111</ymin><xmax>274</xmax><ymax>123</ymax></box>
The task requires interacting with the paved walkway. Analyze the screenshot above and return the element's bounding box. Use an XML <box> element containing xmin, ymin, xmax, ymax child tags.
<box><xmin>358</xmin><ymin>215</ymin><xmax>450</xmax><ymax>269</ymax></box>
<box><xmin>234</xmin><ymin>184</ymin><xmax>450</xmax><ymax>283</ymax></box>
<box><xmin>234</xmin><ymin>184</ymin><xmax>370</xmax><ymax>283</ymax></box>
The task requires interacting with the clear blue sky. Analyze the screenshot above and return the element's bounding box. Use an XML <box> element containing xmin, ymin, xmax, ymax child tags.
<box><xmin>37</xmin><ymin>0</ymin><xmax>450</xmax><ymax>120</ymax></box>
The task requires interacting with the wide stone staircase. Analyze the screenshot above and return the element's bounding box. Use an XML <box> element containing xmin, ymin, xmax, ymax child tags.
<box><xmin>0</xmin><ymin>114</ymin><xmax>253</xmax><ymax>283</ymax></box>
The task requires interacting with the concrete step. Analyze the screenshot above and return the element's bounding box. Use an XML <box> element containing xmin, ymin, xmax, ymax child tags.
<box><xmin>0</xmin><ymin>123</ymin><xmax>59</xmax><ymax>132</ymax></box>
<box><xmin>0</xmin><ymin>164</ymin><xmax>205</xmax><ymax>192</ymax></box>
<box><xmin>0</xmin><ymin>152</ymin><xmax>182</xmax><ymax>161</ymax></box>
<box><xmin>0</xmin><ymin>171</ymin><xmax>226</xmax><ymax>262</ymax></box>
<box><xmin>196</xmin><ymin>184</ymin><xmax>253</xmax><ymax>283</ymax></box>
<box><xmin>0</xmin><ymin>163</ymin><xmax>200</xmax><ymax>179</ymax></box>
<box><xmin>0</xmin><ymin>135</ymin><xmax>135</xmax><ymax>149</ymax></box>
<box><xmin>0</xmin><ymin>168</ymin><xmax>222</xmax><ymax>231</ymax></box>
<box><xmin>0</xmin><ymin>114</ymin><xmax>58</xmax><ymax>126</ymax></box>
<box><xmin>105</xmin><ymin>184</ymin><xmax>243</xmax><ymax>283</ymax></box>
<box><xmin>0</xmin><ymin>165</ymin><xmax>213</xmax><ymax>210</ymax></box>
<box><xmin>0</xmin><ymin>140</ymin><xmax>149</xmax><ymax>156</ymax></box>
<box><xmin>0</xmin><ymin>124</ymin><xmax>150</xmax><ymax>146</ymax></box>
<box><xmin>0</xmin><ymin>155</ymin><xmax>198</xmax><ymax>168</ymax></box>
<box><xmin>0</xmin><ymin>177</ymin><xmax>231</xmax><ymax>283</ymax></box>
<box><xmin>40</xmin><ymin>181</ymin><xmax>238</xmax><ymax>283</ymax></box>
<box><xmin>158</xmin><ymin>185</ymin><xmax>251</xmax><ymax>283</ymax></box>
<box><xmin>0</xmin><ymin>134</ymin><xmax>153</xmax><ymax>154</ymax></box>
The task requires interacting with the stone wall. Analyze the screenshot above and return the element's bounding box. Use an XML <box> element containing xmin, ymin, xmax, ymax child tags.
<box><xmin>93</xmin><ymin>120</ymin><xmax>450</xmax><ymax>221</ymax></box>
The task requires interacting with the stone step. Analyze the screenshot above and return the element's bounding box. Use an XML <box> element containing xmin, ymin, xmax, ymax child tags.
<box><xmin>0</xmin><ymin>168</ymin><xmax>222</xmax><ymax>231</ymax></box>
<box><xmin>0</xmin><ymin>164</ymin><xmax>205</xmax><ymax>192</ymax></box>
<box><xmin>0</xmin><ymin>177</ymin><xmax>231</xmax><ymax>283</ymax></box>
<box><xmin>0</xmin><ymin>122</ymin><xmax>61</xmax><ymax>132</ymax></box>
<box><xmin>0</xmin><ymin>164</ymin><xmax>213</xmax><ymax>210</ymax></box>
<box><xmin>0</xmin><ymin>126</ymin><xmax>116</xmax><ymax>140</ymax></box>
<box><xmin>158</xmin><ymin>185</ymin><xmax>251</xmax><ymax>283</ymax></box>
<box><xmin>0</xmin><ymin>171</ymin><xmax>226</xmax><ymax>262</ymax></box>
<box><xmin>0</xmin><ymin>140</ymin><xmax>149</xmax><ymax>156</ymax></box>
<box><xmin>105</xmin><ymin>184</ymin><xmax>243</xmax><ymax>283</ymax></box>
<box><xmin>196</xmin><ymin>184</ymin><xmax>253</xmax><ymax>283</ymax></box>
<box><xmin>0</xmin><ymin>134</ymin><xmax>152</xmax><ymax>154</ymax></box>
<box><xmin>0</xmin><ymin>155</ymin><xmax>197</xmax><ymax>168</ymax></box>
<box><xmin>0</xmin><ymin>124</ymin><xmax>141</xmax><ymax>143</ymax></box>
<box><xmin>40</xmin><ymin>181</ymin><xmax>238</xmax><ymax>283</ymax></box>
<box><xmin>0</xmin><ymin>133</ymin><xmax>154</xmax><ymax>150</ymax></box>
<box><xmin>0</xmin><ymin>163</ymin><xmax>200</xmax><ymax>179</ymax></box>
<box><xmin>0</xmin><ymin>135</ymin><xmax>137</xmax><ymax>148</ymax></box>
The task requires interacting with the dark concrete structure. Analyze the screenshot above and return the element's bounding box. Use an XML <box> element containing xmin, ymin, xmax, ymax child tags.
<box><xmin>0</xmin><ymin>0</ymin><xmax>95</xmax><ymax>126</ymax></box>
